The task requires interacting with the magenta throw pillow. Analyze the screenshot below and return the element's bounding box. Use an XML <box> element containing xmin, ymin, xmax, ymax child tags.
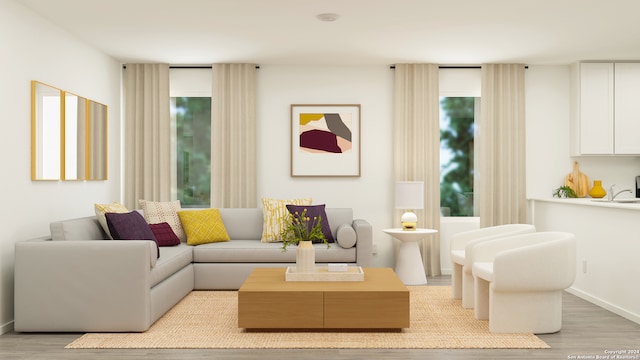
<box><xmin>149</xmin><ymin>222</ymin><xmax>181</xmax><ymax>246</ymax></box>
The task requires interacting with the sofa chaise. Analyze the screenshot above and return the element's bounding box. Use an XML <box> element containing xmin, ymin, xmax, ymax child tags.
<box><xmin>14</xmin><ymin>207</ymin><xmax>372</xmax><ymax>332</ymax></box>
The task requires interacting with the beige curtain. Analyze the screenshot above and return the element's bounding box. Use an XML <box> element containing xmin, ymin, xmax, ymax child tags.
<box><xmin>211</xmin><ymin>64</ymin><xmax>257</xmax><ymax>208</ymax></box>
<box><xmin>123</xmin><ymin>64</ymin><xmax>171</xmax><ymax>209</ymax></box>
<box><xmin>478</xmin><ymin>64</ymin><xmax>526</xmax><ymax>226</ymax></box>
<box><xmin>393</xmin><ymin>64</ymin><xmax>441</xmax><ymax>276</ymax></box>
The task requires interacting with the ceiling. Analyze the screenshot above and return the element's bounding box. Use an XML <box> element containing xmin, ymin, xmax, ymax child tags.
<box><xmin>16</xmin><ymin>0</ymin><xmax>640</xmax><ymax>66</ymax></box>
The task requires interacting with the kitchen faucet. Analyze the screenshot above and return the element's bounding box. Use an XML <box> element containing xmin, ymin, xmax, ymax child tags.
<box><xmin>608</xmin><ymin>184</ymin><xmax>633</xmax><ymax>201</ymax></box>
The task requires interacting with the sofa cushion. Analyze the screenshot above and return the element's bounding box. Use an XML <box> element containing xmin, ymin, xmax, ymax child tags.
<box><xmin>149</xmin><ymin>222</ymin><xmax>181</xmax><ymax>247</ymax></box>
<box><xmin>285</xmin><ymin>204</ymin><xmax>335</xmax><ymax>243</ymax></box>
<box><xmin>105</xmin><ymin>211</ymin><xmax>160</xmax><ymax>258</ymax></box>
<box><xmin>151</xmin><ymin>243</ymin><xmax>194</xmax><ymax>287</ymax></box>
<box><xmin>177</xmin><ymin>208</ymin><xmax>230</xmax><ymax>245</ymax></box>
<box><xmin>139</xmin><ymin>200</ymin><xmax>186</xmax><ymax>242</ymax></box>
<box><xmin>192</xmin><ymin>240</ymin><xmax>356</xmax><ymax>263</ymax></box>
<box><xmin>335</xmin><ymin>223</ymin><xmax>357</xmax><ymax>248</ymax></box>
<box><xmin>94</xmin><ymin>202</ymin><xmax>129</xmax><ymax>239</ymax></box>
<box><xmin>261</xmin><ymin>197</ymin><xmax>312</xmax><ymax>243</ymax></box>
<box><xmin>50</xmin><ymin>216</ymin><xmax>107</xmax><ymax>241</ymax></box>
<box><xmin>324</xmin><ymin>208</ymin><xmax>354</xmax><ymax>235</ymax></box>
<box><xmin>218</xmin><ymin>208</ymin><xmax>263</xmax><ymax>240</ymax></box>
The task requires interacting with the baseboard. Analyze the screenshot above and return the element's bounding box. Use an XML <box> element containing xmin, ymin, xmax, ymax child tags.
<box><xmin>567</xmin><ymin>287</ymin><xmax>640</xmax><ymax>325</ymax></box>
<box><xmin>1</xmin><ymin>320</ymin><xmax>14</xmax><ymax>335</ymax></box>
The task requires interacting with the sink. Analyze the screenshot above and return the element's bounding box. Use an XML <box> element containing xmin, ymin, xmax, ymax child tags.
<box><xmin>613</xmin><ymin>198</ymin><xmax>640</xmax><ymax>203</ymax></box>
<box><xmin>591</xmin><ymin>198</ymin><xmax>640</xmax><ymax>203</ymax></box>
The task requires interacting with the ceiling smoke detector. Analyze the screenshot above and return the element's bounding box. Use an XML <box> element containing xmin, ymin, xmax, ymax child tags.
<box><xmin>316</xmin><ymin>13</ymin><xmax>340</xmax><ymax>22</ymax></box>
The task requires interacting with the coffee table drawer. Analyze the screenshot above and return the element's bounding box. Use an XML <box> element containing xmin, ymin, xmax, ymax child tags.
<box><xmin>324</xmin><ymin>291</ymin><xmax>410</xmax><ymax>328</ymax></box>
<box><xmin>238</xmin><ymin>291</ymin><xmax>324</xmax><ymax>328</ymax></box>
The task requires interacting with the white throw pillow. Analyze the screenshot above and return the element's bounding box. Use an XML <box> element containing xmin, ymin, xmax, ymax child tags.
<box><xmin>139</xmin><ymin>200</ymin><xmax>186</xmax><ymax>242</ymax></box>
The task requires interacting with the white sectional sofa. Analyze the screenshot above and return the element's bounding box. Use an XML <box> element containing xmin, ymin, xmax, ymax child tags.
<box><xmin>14</xmin><ymin>208</ymin><xmax>372</xmax><ymax>332</ymax></box>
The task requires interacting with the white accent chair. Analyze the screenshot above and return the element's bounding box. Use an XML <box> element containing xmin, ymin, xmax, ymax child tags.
<box><xmin>450</xmin><ymin>224</ymin><xmax>536</xmax><ymax>308</ymax></box>
<box><xmin>472</xmin><ymin>231</ymin><xmax>576</xmax><ymax>333</ymax></box>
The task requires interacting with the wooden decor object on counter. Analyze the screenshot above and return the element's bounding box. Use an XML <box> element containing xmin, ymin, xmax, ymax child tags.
<box><xmin>564</xmin><ymin>161</ymin><xmax>590</xmax><ymax>198</ymax></box>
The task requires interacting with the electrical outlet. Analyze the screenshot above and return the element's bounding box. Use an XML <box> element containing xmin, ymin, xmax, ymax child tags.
<box><xmin>372</xmin><ymin>243</ymin><xmax>378</xmax><ymax>255</ymax></box>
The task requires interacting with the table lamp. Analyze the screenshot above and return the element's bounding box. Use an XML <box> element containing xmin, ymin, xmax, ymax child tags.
<box><xmin>395</xmin><ymin>181</ymin><xmax>424</xmax><ymax>231</ymax></box>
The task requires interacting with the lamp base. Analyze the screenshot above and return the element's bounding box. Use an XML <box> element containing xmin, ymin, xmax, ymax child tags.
<box><xmin>401</xmin><ymin>211</ymin><xmax>418</xmax><ymax>231</ymax></box>
<box><xmin>401</xmin><ymin>222</ymin><xmax>417</xmax><ymax>231</ymax></box>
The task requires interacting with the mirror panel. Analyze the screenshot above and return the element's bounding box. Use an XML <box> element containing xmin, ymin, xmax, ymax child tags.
<box><xmin>31</xmin><ymin>80</ymin><xmax>108</xmax><ymax>181</ymax></box>
<box><xmin>32</xmin><ymin>81</ymin><xmax>62</xmax><ymax>180</ymax></box>
<box><xmin>64</xmin><ymin>92</ymin><xmax>88</xmax><ymax>180</ymax></box>
<box><xmin>88</xmin><ymin>101</ymin><xmax>108</xmax><ymax>180</ymax></box>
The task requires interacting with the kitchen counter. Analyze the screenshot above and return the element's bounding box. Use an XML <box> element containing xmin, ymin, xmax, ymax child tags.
<box><xmin>529</xmin><ymin>197</ymin><xmax>640</xmax><ymax>211</ymax></box>
<box><xmin>528</xmin><ymin>197</ymin><xmax>640</xmax><ymax>326</ymax></box>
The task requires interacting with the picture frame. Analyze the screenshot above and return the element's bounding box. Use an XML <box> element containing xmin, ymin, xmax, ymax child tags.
<box><xmin>290</xmin><ymin>104</ymin><xmax>361</xmax><ymax>177</ymax></box>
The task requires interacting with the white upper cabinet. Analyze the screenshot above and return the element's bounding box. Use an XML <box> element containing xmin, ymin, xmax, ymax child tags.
<box><xmin>613</xmin><ymin>63</ymin><xmax>640</xmax><ymax>154</ymax></box>
<box><xmin>572</xmin><ymin>62</ymin><xmax>640</xmax><ymax>155</ymax></box>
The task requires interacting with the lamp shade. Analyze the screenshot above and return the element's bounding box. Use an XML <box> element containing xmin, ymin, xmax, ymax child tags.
<box><xmin>395</xmin><ymin>181</ymin><xmax>424</xmax><ymax>210</ymax></box>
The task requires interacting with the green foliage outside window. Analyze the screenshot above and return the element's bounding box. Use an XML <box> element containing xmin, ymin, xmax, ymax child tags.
<box><xmin>440</xmin><ymin>97</ymin><xmax>476</xmax><ymax>216</ymax></box>
<box><xmin>175</xmin><ymin>97</ymin><xmax>211</xmax><ymax>207</ymax></box>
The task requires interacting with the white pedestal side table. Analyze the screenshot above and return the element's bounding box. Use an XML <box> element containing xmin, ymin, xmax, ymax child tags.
<box><xmin>383</xmin><ymin>228</ymin><xmax>438</xmax><ymax>285</ymax></box>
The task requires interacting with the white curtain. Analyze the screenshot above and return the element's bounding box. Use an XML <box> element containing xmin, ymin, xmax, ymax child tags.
<box><xmin>123</xmin><ymin>64</ymin><xmax>171</xmax><ymax>209</ymax></box>
<box><xmin>478</xmin><ymin>64</ymin><xmax>527</xmax><ymax>226</ymax></box>
<box><xmin>211</xmin><ymin>64</ymin><xmax>257</xmax><ymax>208</ymax></box>
<box><xmin>393</xmin><ymin>64</ymin><xmax>441</xmax><ymax>276</ymax></box>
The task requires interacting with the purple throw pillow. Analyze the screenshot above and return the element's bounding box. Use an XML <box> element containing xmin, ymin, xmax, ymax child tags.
<box><xmin>149</xmin><ymin>222</ymin><xmax>181</xmax><ymax>246</ymax></box>
<box><xmin>105</xmin><ymin>211</ymin><xmax>160</xmax><ymax>258</ymax></box>
<box><xmin>285</xmin><ymin>204</ymin><xmax>335</xmax><ymax>243</ymax></box>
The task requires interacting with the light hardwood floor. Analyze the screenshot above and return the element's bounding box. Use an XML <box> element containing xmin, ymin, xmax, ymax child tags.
<box><xmin>2</xmin><ymin>275</ymin><xmax>639</xmax><ymax>360</ymax></box>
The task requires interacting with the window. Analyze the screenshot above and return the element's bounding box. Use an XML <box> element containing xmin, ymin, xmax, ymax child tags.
<box><xmin>170</xmin><ymin>69</ymin><xmax>212</xmax><ymax>207</ymax></box>
<box><xmin>172</xmin><ymin>97</ymin><xmax>211</xmax><ymax>206</ymax></box>
<box><xmin>440</xmin><ymin>97</ymin><xmax>477</xmax><ymax>216</ymax></box>
<box><xmin>439</xmin><ymin>68</ymin><xmax>481</xmax><ymax>217</ymax></box>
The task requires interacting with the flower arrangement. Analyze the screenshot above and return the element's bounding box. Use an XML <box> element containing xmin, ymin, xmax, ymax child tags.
<box><xmin>281</xmin><ymin>208</ymin><xmax>330</xmax><ymax>251</ymax></box>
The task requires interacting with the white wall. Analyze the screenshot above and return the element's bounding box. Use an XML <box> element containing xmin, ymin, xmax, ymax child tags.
<box><xmin>0</xmin><ymin>0</ymin><xmax>121</xmax><ymax>333</ymax></box>
<box><xmin>256</xmin><ymin>65</ymin><xmax>396</xmax><ymax>267</ymax></box>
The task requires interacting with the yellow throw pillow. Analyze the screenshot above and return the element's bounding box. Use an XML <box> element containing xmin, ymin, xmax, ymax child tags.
<box><xmin>261</xmin><ymin>197</ymin><xmax>312</xmax><ymax>243</ymax></box>
<box><xmin>94</xmin><ymin>202</ymin><xmax>129</xmax><ymax>239</ymax></box>
<box><xmin>177</xmin><ymin>208</ymin><xmax>230</xmax><ymax>245</ymax></box>
<box><xmin>139</xmin><ymin>200</ymin><xmax>186</xmax><ymax>242</ymax></box>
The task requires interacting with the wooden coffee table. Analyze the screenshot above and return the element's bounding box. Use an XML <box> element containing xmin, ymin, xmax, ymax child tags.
<box><xmin>238</xmin><ymin>267</ymin><xmax>409</xmax><ymax>329</ymax></box>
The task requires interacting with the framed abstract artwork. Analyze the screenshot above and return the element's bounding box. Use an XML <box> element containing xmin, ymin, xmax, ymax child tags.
<box><xmin>290</xmin><ymin>104</ymin><xmax>361</xmax><ymax>177</ymax></box>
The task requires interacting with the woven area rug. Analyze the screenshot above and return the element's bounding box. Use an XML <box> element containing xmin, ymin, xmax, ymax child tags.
<box><xmin>66</xmin><ymin>286</ymin><xmax>549</xmax><ymax>349</ymax></box>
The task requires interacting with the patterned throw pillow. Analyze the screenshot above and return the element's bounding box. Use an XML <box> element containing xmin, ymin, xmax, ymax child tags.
<box><xmin>260</xmin><ymin>197</ymin><xmax>312</xmax><ymax>243</ymax></box>
<box><xmin>105</xmin><ymin>211</ymin><xmax>159</xmax><ymax>258</ymax></box>
<box><xmin>285</xmin><ymin>204</ymin><xmax>335</xmax><ymax>243</ymax></box>
<box><xmin>177</xmin><ymin>208</ymin><xmax>230</xmax><ymax>245</ymax></box>
<box><xmin>95</xmin><ymin>202</ymin><xmax>129</xmax><ymax>239</ymax></box>
<box><xmin>139</xmin><ymin>200</ymin><xmax>186</xmax><ymax>242</ymax></box>
<box><xmin>149</xmin><ymin>222</ymin><xmax>181</xmax><ymax>246</ymax></box>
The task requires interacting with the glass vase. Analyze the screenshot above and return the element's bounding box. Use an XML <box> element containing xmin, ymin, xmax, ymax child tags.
<box><xmin>589</xmin><ymin>180</ymin><xmax>606</xmax><ymax>199</ymax></box>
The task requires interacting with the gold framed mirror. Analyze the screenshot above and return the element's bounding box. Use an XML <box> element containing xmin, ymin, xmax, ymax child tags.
<box><xmin>31</xmin><ymin>81</ymin><xmax>108</xmax><ymax>181</ymax></box>
<box><xmin>88</xmin><ymin>100</ymin><xmax>108</xmax><ymax>180</ymax></box>
<box><xmin>31</xmin><ymin>81</ymin><xmax>62</xmax><ymax>180</ymax></box>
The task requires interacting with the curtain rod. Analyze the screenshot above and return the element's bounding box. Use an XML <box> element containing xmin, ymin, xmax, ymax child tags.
<box><xmin>122</xmin><ymin>65</ymin><xmax>260</xmax><ymax>69</ymax></box>
<box><xmin>170</xmin><ymin>65</ymin><xmax>261</xmax><ymax>69</ymax></box>
<box><xmin>389</xmin><ymin>65</ymin><xmax>528</xmax><ymax>69</ymax></box>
